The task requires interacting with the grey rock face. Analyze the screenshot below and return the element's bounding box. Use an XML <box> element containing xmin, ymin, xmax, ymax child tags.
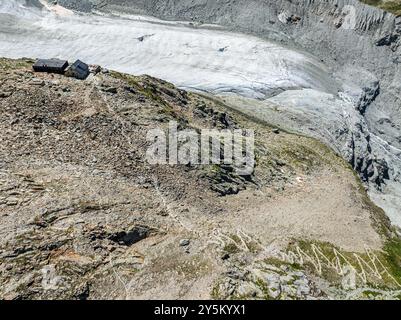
<box><xmin>336</xmin><ymin>67</ymin><xmax>381</xmax><ymax>115</ymax></box>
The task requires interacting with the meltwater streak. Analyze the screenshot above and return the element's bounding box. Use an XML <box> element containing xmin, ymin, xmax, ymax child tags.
<box><xmin>0</xmin><ymin>0</ymin><xmax>338</xmax><ymax>99</ymax></box>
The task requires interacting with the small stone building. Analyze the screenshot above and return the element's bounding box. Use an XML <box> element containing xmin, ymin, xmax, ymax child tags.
<box><xmin>65</xmin><ymin>60</ymin><xmax>90</xmax><ymax>80</ymax></box>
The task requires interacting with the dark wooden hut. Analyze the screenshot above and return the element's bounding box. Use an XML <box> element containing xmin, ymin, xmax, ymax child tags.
<box><xmin>32</xmin><ymin>59</ymin><xmax>69</xmax><ymax>74</ymax></box>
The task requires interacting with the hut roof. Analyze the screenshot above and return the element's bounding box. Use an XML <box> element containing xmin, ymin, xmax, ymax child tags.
<box><xmin>67</xmin><ymin>60</ymin><xmax>90</xmax><ymax>80</ymax></box>
<box><xmin>33</xmin><ymin>59</ymin><xmax>69</xmax><ymax>74</ymax></box>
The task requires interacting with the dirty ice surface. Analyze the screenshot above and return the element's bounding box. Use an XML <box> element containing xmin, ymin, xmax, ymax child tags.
<box><xmin>0</xmin><ymin>0</ymin><xmax>339</xmax><ymax>99</ymax></box>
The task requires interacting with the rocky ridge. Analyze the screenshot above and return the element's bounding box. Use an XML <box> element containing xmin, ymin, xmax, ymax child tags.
<box><xmin>1</xmin><ymin>58</ymin><xmax>401</xmax><ymax>299</ymax></box>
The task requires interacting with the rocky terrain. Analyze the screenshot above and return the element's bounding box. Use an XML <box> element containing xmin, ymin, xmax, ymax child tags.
<box><xmin>47</xmin><ymin>0</ymin><xmax>401</xmax><ymax>227</ymax></box>
<box><xmin>0</xmin><ymin>58</ymin><xmax>401</xmax><ymax>300</ymax></box>
<box><xmin>1</xmin><ymin>0</ymin><xmax>401</xmax><ymax>224</ymax></box>
<box><xmin>1</xmin><ymin>0</ymin><xmax>401</xmax><ymax>300</ymax></box>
